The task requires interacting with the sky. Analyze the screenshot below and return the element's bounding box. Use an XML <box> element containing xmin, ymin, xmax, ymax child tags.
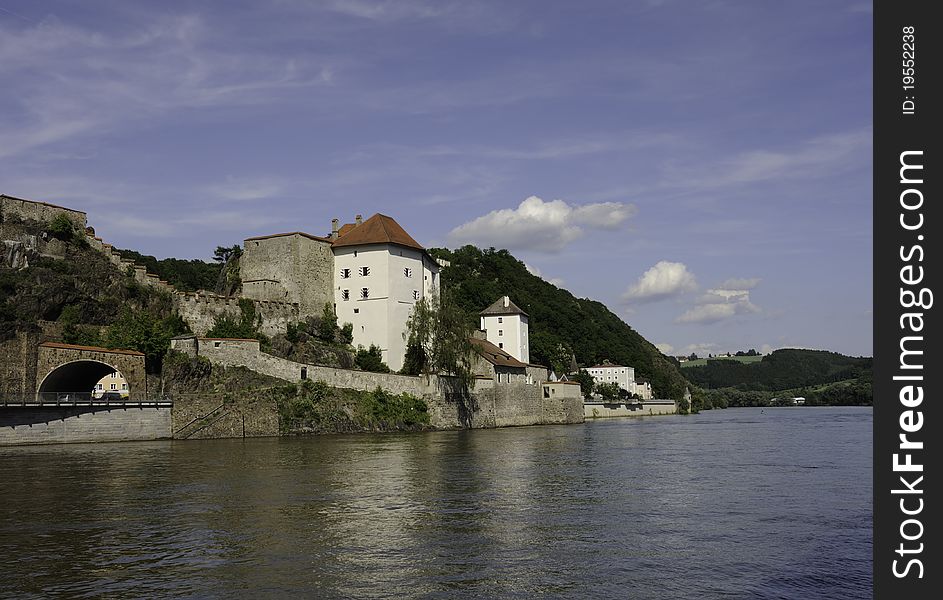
<box><xmin>0</xmin><ymin>0</ymin><xmax>873</xmax><ymax>358</ymax></box>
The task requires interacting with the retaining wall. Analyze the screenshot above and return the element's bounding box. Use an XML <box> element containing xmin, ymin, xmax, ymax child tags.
<box><xmin>0</xmin><ymin>407</ymin><xmax>171</xmax><ymax>446</ymax></box>
<box><xmin>584</xmin><ymin>400</ymin><xmax>677</xmax><ymax>418</ymax></box>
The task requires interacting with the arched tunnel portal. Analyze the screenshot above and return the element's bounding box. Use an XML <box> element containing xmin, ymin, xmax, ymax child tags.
<box><xmin>38</xmin><ymin>360</ymin><xmax>124</xmax><ymax>400</ymax></box>
<box><xmin>36</xmin><ymin>342</ymin><xmax>147</xmax><ymax>402</ymax></box>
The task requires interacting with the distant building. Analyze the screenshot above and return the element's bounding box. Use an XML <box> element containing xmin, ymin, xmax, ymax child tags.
<box><xmin>586</xmin><ymin>362</ymin><xmax>636</xmax><ymax>395</ymax></box>
<box><xmin>479</xmin><ymin>296</ymin><xmax>529</xmax><ymax>363</ymax></box>
<box><xmin>635</xmin><ymin>378</ymin><xmax>653</xmax><ymax>400</ymax></box>
<box><xmin>92</xmin><ymin>370</ymin><xmax>129</xmax><ymax>398</ymax></box>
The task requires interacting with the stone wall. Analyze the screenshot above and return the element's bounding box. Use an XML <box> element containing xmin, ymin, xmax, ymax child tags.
<box><xmin>0</xmin><ymin>406</ymin><xmax>171</xmax><ymax>446</ymax></box>
<box><xmin>171</xmin><ymin>392</ymin><xmax>279</xmax><ymax>440</ymax></box>
<box><xmin>173</xmin><ymin>292</ymin><xmax>299</xmax><ymax>337</ymax></box>
<box><xmin>0</xmin><ymin>330</ymin><xmax>41</xmax><ymax>400</ymax></box>
<box><xmin>584</xmin><ymin>400</ymin><xmax>677</xmax><ymax>418</ymax></box>
<box><xmin>173</xmin><ymin>336</ymin><xmax>584</xmax><ymax>435</ymax></box>
<box><xmin>0</xmin><ymin>194</ymin><xmax>87</xmax><ymax>230</ymax></box>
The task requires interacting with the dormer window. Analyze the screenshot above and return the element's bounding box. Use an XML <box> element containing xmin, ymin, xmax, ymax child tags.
<box><xmin>340</xmin><ymin>268</ymin><xmax>351</xmax><ymax>279</ymax></box>
<box><xmin>359</xmin><ymin>266</ymin><xmax>370</xmax><ymax>277</ymax></box>
<box><xmin>404</xmin><ymin>267</ymin><xmax>412</xmax><ymax>278</ymax></box>
<box><xmin>361</xmin><ymin>287</ymin><xmax>369</xmax><ymax>299</ymax></box>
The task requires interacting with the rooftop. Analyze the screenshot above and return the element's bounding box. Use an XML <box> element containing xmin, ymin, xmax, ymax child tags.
<box><xmin>469</xmin><ymin>337</ymin><xmax>528</xmax><ymax>369</ymax></box>
<box><xmin>332</xmin><ymin>213</ymin><xmax>426</xmax><ymax>251</ymax></box>
<box><xmin>479</xmin><ymin>296</ymin><xmax>528</xmax><ymax>317</ymax></box>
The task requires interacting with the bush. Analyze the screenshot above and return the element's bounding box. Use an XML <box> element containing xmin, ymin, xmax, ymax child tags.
<box><xmin>339</xmin><ymin>322</ymin><xmax>354</xmax><ymax>345</ymax></box>
<box><xmin>317</xmin><ymin>303</ymin><xmax>338</xmax><ymax>341</ymax></box>
<box><xmin>355</xmin><ymin>344</ymin><xmax>390</xmax><ymax>373</ymax></box>
<box><xmin>47</xmin><ymin>214</ymin><xmax>76</xmax><ymax>241</ymax></box>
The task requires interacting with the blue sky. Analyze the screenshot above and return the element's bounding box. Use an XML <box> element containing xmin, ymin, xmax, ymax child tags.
<box><xmin>0</xmin><ymin>0</ymin><xmax>872</xmax><ymax>357</ymax></box>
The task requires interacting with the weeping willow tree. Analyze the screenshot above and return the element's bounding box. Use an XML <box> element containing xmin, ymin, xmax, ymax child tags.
<box><xmin>402</xmin><ymin>291</ymin><xmax>475</xmax><ymax>394</ymax></box>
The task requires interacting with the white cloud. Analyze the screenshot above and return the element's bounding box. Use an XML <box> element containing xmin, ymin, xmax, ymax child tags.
<box><xmin>622</xmin><ymin>261</ymin><xmax>697</xmax><ymax>303</ymax></box>
<box><xmin>676</xmin><ymin>280</ymin><xmax>761</xmax><ymax>324</ymax></box>
<box><xmin>448</xmin><ymin>195</ymin><xmax>636</xmax><ymax>252</ymax></box>
<box><xmin>680</xmin><ymin>342</ymin><xmax>718</xmax><ymax>356</ymax></box>
<box><xmin>205</xmin><ymin>177</ymin><xmax>283</xmax><ymax>201</ymax></box>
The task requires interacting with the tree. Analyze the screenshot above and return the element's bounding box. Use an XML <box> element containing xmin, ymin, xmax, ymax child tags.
<box><xmin>403</xmin><ymin>292</ymin><xmax>474</xmax><ymax>389</ymax></box>
<box><xmin>213</xmin><ymin>244</ymin><xmax>243</xmax><ymax>263</ymax></box>
<box><xmin>573</xmin><ymin>369</ymin><xmax>595</xmax><ymax>399</ymax></box>
<box><xmin>596</xmin><ymin>381</ymin><xmax>621</xmax><ymax>402</ymax></box>
<box><xmin>355</xmin><ymin>344</ymin><xmax>390</xmax><ymax>373</ymax></box>
<box><xmin>104</xmin><ymin>307</ymin><xmax>189</xmax><ymax>373</ymax></box>
<box><xmin>317</xmin><ymin>303</ymin><xmax>338</xmax><ymax>341</ymax></box>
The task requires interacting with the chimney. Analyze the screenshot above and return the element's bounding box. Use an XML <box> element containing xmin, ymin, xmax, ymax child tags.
<box><xmin>330</xmin><ymin>218</ymin><xmax>339</xmax><ymax>240</ymax></box>
<box><xmin>503</xmin><ymin>295</ymin><xmax>509</xmax><ymax>308</ymax></box>
<box><xmin>355</xmin><ymin>214</ymin><xmax>363</xmax><ymax>226</ymax></box>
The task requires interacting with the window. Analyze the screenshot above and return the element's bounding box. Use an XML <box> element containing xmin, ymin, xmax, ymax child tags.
<box><xmin>498</xmin><ymin>317</ymin><xmax>503</xmax><ymax>323</ymax></box>
<box><xmin>413</xmin><ymin>290</ymin><xmax>420</xmax><ymax>300</ymax></box>
<box><xmin>354</xmin><ymin>251</ymin><xmax>358</xmax><ymax>257</ymax></box>
<box><xmin>110</xmin><ymin>383</ymin><xmax>117</xmax><ymax>390</ymax></box>
<box><xmin>359</xmin><ymin>266</ymin><xmax>370</xmax><ymax>277</ymax></box>
<box><xmin>361</xmin><ymin>288</ymin><xmax>369</xmax><ymax>299</ymax></box>
<box><xmin>97</xmin><ymin>384</ymin><xmax>103</xmax><ymax>390</ymax></box>
<box><xmin>340</xmin><ymin>268</ymin><xmax>351</xmax><ymax>279</ymax></box>
<box><xmin>214</xmin><ymin>341</ymin><xmax>221</xmax><ymax>348</ymax></box>
<box><xmin>498</xmin><ymin>330</ymin><xmax>503</xmax><ymax>336</ymax></box>
<box><xmin>122</xmin><ymin>383</ymin><xmax>128</xmax><ymax>390</ymax></box>
<box><xmin>341</xmin><ymin>289</ymin><xmax>350</xmax><ymax>301</ymax></box>
<box><xmin>111</xmin><ymin>372</ymin><xmax>117</xmax><ymax>378</ymax></box>
<box><xmin>404</xmin><ymin>267</ymin><xmax>412</xmax><ymax>278</ymax></box>
<box><xmin>301</xmin><ymin>367</ymin><xmax>307</xmax><ymax>380</ymax></box>
<box><xmin>354</xmin><ymin>308</ymin><xmax>360</xmax><ymax>314</ymax></box>
<box><xmin>499</xmin><ymin>343</ymin><xmax>504</xmax><ymax>349</ymax></box>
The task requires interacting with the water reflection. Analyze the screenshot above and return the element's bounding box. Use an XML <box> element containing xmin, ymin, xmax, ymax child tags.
<box><xmin>0</xmin><ymin>409</ymin><xmax>871</xmax><ymax>599</ymax></box>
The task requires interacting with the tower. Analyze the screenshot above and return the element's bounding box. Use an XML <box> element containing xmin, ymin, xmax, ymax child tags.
<box><xmin>479</xmin><ymin>296</ymin><xmax>529</xmax><ymax>363</ymax></box>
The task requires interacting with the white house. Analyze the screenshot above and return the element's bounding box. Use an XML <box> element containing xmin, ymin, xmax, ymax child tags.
<box><xmin>479</xmin><ymin>296</ymin><xmax>529</xmax><ymax>364</ymax></box>
<box><xmin>331</xmin><ymin>213</ymin><xmax>440</xmax><ymax>372</ymax></box>
<box><xmin>586</xmin><ymin>363</ymin><xmax>636</xmax><ymax>395</ymax></box>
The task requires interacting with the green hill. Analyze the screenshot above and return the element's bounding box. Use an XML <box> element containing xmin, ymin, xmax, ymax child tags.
<box><xmin>429</xmin><ymin>246</ymin><xmax>689</xmax><ymax>400</ymax></box>
<box><xmin>683</xmin><ymin>348</ymin><xmax>870</xmax><ymax>391</ymax></box>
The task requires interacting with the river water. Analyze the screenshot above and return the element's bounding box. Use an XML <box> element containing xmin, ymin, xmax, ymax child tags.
<box><xmin>0</xmin><ymin>407</ymin><xmax>871</xmax><ymax>599</ymax></box>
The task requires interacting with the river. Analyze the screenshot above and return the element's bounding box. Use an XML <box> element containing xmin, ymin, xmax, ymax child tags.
<box><xmin>0</xmin><ymin>407</ymin><xmax>871</xmax><ymax>599</ymax></box>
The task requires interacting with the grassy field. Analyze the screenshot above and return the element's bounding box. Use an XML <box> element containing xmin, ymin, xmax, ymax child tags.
<box><xmin>680</xmin><ymin>355</ymin><xmax>765</xmax><ymax>368</ymax></box>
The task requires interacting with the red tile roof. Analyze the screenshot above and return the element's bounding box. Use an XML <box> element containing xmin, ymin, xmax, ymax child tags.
<box><xmin>469</xmin><ymin>337</ymin><xmax>528</xmax><ymax>369</ymax></box>
<box><xmin>39</xmin><ymin>341</ymin><xmax>144</xmax><ymax>356</ymax></box>
<box><xmin>332</xmin><ymin>213</ymin><xmax>425</xmax><ymax>251</ymax></box>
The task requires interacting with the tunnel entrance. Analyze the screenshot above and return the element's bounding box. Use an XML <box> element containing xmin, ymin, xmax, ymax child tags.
<box><xmin>37</xmin><ymin>360</ymin><xmax>130</xmax><ymax>402</ymax></box>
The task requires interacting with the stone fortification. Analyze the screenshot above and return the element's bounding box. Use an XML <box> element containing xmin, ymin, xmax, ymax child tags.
<box><xmin>84</xmin><ymin>233</ymin><xmax>299</xmax><ymax>336</ymax></box>
<box><xmin>241</xmin><ymin>232</ymin><xmax>334</xmax><ymax>318</ymax></box>
<box><xmin>172</xmin><ymin>336</ymin><xmax>584</xmax><ymax>432</ymax></box>
<box><xmin>1</xmin><ymin>194</ymin><xmax>87</xmax><ymax>230</ymax></box>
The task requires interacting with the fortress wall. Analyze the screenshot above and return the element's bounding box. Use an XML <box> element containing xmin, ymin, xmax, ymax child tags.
<box><xmin>0</xmin><ymin>195</ymin><xmax>87</xmax><ymax>230</ymax></box>
<box><xmin>171</xmin><ymin>294</ymin><xmax>299</xmax><ymax>337</ymax></box>
<box><xmin>240</xmin><ymin>234</ymin><xmax>334</xmax><ymax>318</ymax></box>
<box><xmin>177</xmin><ymin>337</ymin><xmax>584</xmax><ymax>432</ymax></box>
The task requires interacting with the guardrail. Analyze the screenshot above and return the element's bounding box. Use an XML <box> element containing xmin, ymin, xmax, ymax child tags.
<box><xmin>0</xmin><ymin>392</ymin><xmax>172</xmax><ymax>408</ymax></box>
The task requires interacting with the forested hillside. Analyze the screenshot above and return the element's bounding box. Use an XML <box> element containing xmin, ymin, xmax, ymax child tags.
<box><xmin>429</xmin><ymin>246</ymin><xmax>689</xmax><ymax>400</ymax></box>
<box><xmin>683</xmin><ymin>349</ymin><xmax>870</xmax><ymax>391</ymax></box>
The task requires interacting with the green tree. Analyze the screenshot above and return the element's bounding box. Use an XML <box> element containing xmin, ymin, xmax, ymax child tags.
<box><xmin>104</xmin><ymin>307</ymin><xmax>189</xmax><ymax>373</ymax></box>
<box><xmin>213</xmin><ymin>244</ymin><xmax>243</xmax><ymax>263</ymax></box>
<box><xmin>403</xmin><ymin>292</ymin><xmax>474</xmax><ymax>390</ymax></box>
<box><xmin>355</xmin><ymin>344</ymin><xmax>390</xmax><ymax>373</ymax></box>
<box><xmin>205</xmin><ymin>298</ymin><xmax>266</xmax><ymax>343</ymax></box>
<box><xmin>596</xmin><ymin>381</ymin><xmax>621</xmax><ymax>402</ymax></box>
<box><xmin>339</xmin><ymin>322</ymin><xmax>354</xmax><ymax>344</ymax></box>
<box><xmin>573</xmin><ymin>369</ymin><xmax>595</xmax><ymax>400</ymax></box>
<box><xmin>317</xmin><ymin>303</ymin><xmax>338</xmax><ymax>341</ymax></box>
<box><xmin>47</xmin><ymin>214</ymin><xmax>76</xmax><ymax>240</ymax></box>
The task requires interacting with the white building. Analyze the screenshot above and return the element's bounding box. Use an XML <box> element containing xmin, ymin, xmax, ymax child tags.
<box><xmin>92</xmin><ymin>370</ymin><xmax>129</xmax><ymax>398</ymax></box>
<box><xmin>331</xmin><ymin>214</ymin><xmax>440</xmax><ymax>372</ymax></box>
<box><xmin>634</xmin><ymin>378</ymin><xmax>653</xmax><ymax>400</ymax></box>
<box><xmin>586</xmin><ymin>363</ymin><xmax>636</xmax><ymax>395</ymax></box>
<box><xmin>479</xmin><ymin>296</ymin><xmax>529</xmax><ymax>364</ymax></box>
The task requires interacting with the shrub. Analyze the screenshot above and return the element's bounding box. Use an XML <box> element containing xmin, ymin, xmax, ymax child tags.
<box><xmin>47</xmin><ymin>214</ymin><xmax>76</xmax><ymax>240</ymax></box>
<box><xmin>355</xmin><ymin>344</ymin><xmax>390</xmax><ymax>373</ymax></box>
